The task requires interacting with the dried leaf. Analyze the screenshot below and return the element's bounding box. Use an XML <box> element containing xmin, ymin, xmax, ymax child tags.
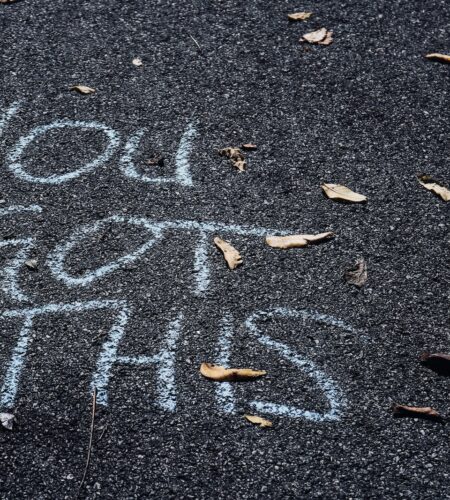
<box><xmin>425</xmin><ymin>53</ymin><xmax>450</xmax><ymax>64</ymax></box>
<box><xmin>319</xmin><ymin>30</ymin><xmax>333</xmax><ymax>46</ymax></box>
<box><xmin>321</xmin><ymin>183</ymin><xmax>367</xmax><ymax>203</ymax></box>
<box><xmin>200</xmin><ymin>363</ymin><xmax>266</xmax><ymax>381</ymax></box>
<box><xmin>345</xmin><ymin>258</ymin><xmax>367</xmax><ymax>288</ymax></box>
<box><xmin>132</xmin><ymin>57</ymin><xmax>143</xmax><ymax>67</ymax></box>
<box><xmin>301</xmin><ymin>28</ymin><xmax>333</xmax><ymax>45</ymax></box>
<box><xmin>244</xmin><ymin>415</ymin><xmax>273</xmax><ymax>427</ymax></box>
<box><xmin>288</xmin><ymin>12</ymin><xmax>312</xmax><ymax>21</ymax></box>
<box><xmin>392</xmin><ymin>404</ymin><xmax>442</xmax><ymax>422</ymax></box>
<box><xmin>0</xmin><ymin>0</ymin><xmax>18</xmax><ymax>3</ymax></box>
<box><xmin>265</xmin><ymin>232</ymin><xmax>334</xmax><ymax>249</ymax></box>
<box><xmin>420</xmin><ymin>353</ymin><xmax>450</xmax><ymax>376</ymax></box>
<box><xmin>241</xmin><ymin>143</ymin><xmax>257</xmax><ymax>151</ymax></box>
<box><xmin>70</xmin><ymin>85</ymin><xmax>96</xmax><ymax>95</ymax></box>
<box><xmin>418</xmin><ymin>175</ymin><xmax>450</xmax><ymax>202</ymax></box>
<box><xmin>25</xmin><ymin>259</ymin><xmax>38</xmax><ymax>270</ymax></box>
<box><xmin>218</xmin><ymin>147</ymin><xmax>247</xmax><ymax>172</ymax></box>
<box><xmin>146</xmin><ymin>155</ymin><xmax>164</xmax><ymax>166</ymax></box>
<box><xmin>214</xmin><ymin>237</ymin><xmax>242</xmax><ymax>269</ymax></box>
<box><xmin>0</xmin><ymin>413</ymin><xmax>15</xmax><ymax>430</ymax></box>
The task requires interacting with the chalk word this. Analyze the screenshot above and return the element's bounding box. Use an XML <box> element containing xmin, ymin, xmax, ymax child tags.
<box><xmin>1</xmin><ymin>101</ymin><xmax>196</xmax><ymax>186</ymax></box>
<box><xmin>0</xmin><ymin>304</ymin><xmax>351</xmax><ymax>421</ymax></box>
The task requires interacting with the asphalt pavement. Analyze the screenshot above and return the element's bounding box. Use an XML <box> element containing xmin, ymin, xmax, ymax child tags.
<box><xmin>0</xmin><ymin>0</ymin><xmax>449</xmax><ymax>498</ymax></box>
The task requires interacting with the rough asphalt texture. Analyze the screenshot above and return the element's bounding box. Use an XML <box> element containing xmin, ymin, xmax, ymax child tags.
<box><xmin>1</xmin><ymin>0</ymin><xmax>449</xmax><ymax>498</ymax></box>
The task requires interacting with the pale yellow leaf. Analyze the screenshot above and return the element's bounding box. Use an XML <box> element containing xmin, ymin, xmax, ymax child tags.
<box><xmin>132</xmin><ymin>57</ymin><xmax>143</xmax><ymax>67</ymax></box>
<box><xmin>70</xmin><ymin>85</ymin><xmax>96</xmax><ymax>95</ymax></box>
<box><xmin>321</xmin><ymin>183</ymin><xmax>367</xmax><ymax>203</ymax></box>
<box><xmin>214</xmin><ymin>237</ymin><xmax>242</xmax><ymax>269</ymax></box>
<box><xmin>266</xmin><ymin>232</ymin><xmax>334</xmax><ymax>249</ymax></box>
<box><xmin>418</xmin><ymin>175</ymin><xmax>450</xmax><ymax>202</ymax></box>
<box><xmin>244</xmin><ymin>415</ymin><xmax>273</xmax><ymax>427</ymax></box>
<box><xmin>288</xmin><ymin>12</ymin><xmax>312</xmax><ymax>21</ymax></box>
<box><xmin>425</xmin><ymin>53</ymin><xmax>450</xmax><ymax>64</ymax></box>
<box><xmin>302</xmin><ymin>28</ymin><xmax>333</xmax><ymax>45</ymax></box>
<box><xmin>200</xmin><ymin>363</ymin><xmax>266</xmax><ymax>381</ymax></box>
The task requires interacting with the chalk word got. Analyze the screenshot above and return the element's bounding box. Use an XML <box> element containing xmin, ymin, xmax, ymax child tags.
<box><xmin>0</xmin><ymin>101</ymin><xmax>196</xmax><ymax>186</ymax></box>
<box><xmin>0</xmin><ymin>304</ymin><xmax>353</xmax><ymax>422</ymax></box>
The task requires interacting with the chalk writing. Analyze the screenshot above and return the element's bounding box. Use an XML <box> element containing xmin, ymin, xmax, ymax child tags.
<box><xmin>47</xmin><ymin>216</ymin><xmax>292</xmax><ymax>294</ymax></box>
<box><xmin>119</xmin><ymin>123</ymin><xmax>196</xmax><ymax>186</ymax></box>
<box><xmin>0</xmin><ymin>238</ymin><xmax>35</xmax><ymax>302</ymax></box>
<box><xmin>0</xmin><ymin>300</ymin><xmax>183</xmax><ymax>410</ymax></box>
<box><xmin>2</xmin><ymin>102</ymin><xmax>196</xmax><ymax>187</ymax></box>
<box><xmin>6</xmin><ymin>119</ymin><xmax>120</xmax><ymax>184</ymax></box>
<box><xmin>242</xmin><ymin>307</ymin><xmax>349</xmax><ymax>421</ymax></box>
<box><xmin>0</xmin><ymin>101</ymin><xmax>21</xmax><ymax>139</ymax></box>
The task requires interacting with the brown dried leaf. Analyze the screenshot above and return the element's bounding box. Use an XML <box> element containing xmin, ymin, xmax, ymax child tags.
<box><xmin>241</xmin><ymin>143</ymin><xmax>257</xmax><ymax>151</ymax></box>
<box><xmin>214</xmin><ymin>237</ymin><xmax>242</xmax><ymax>269</ymax></box>
<box><xmin>244</xmin><ymin>415</ymin><xmax>273</xmax><ymax>427</ymax></box>
<box><xmin>200</xmin><ymin>363</ymin><xmax>266</xmax><ymax>381</ymax></box>
<box><xmin>218</xmin><ymin>147</ymin><xmax>247</xmax><ymax>172</ymax></box>
<box><xmin>288</xmin><ymin>12</ymin><xmax>312</xmax><ymax>21</ymax></box>
<box><xmin>70</xmin><ymin>85</ymin><xmax>96</xmax><ymax>95</ymax></box>
<box><xmin>265</xmin><ymin>232</ymin><xmax>334</xmax><ymax>249</ymax></box>
<box><xmin>392</xmin><ymin>404</ymin><xmax>442</xmax><ymax>421</ymax></box>
<box><xmin>425</xmin><ymin>53</ymin><xmax>450</xmax><ymax>64</ymax></box>
<box><xmin>25</xmin><ymin>259</ymin><xmax>38</xmax><ymax>270</ymax></box>
<box><xmin>146</xmin><ymin>155</ymin><xmax>164</xmax><ymax>166</ymax></box>
<box><xmin>0</xmin><ymin>412</ymin><xmax>15</xmax><ymax>431</ymax></box>
<box><xmin>0</xmin><ymin>0</ymin><xmax>18</xmax><ymax>3</ymax></box>
<box><xmin>132</xmin><ymin>57</ymin><xmax>143</xmax><ymax>67</ymax></box>
<box><xmin>345</xmin><ymin>258</ymin><xmax>367</xmax><ymax>288</ymax></box>
<box><xmin>420</xmin><ymin>352</ymin><xmax>450</xmax><ymax>376</ymax></box>
<box><xmin>321</xmin><ymin>183</ymin><xmax>367</xmax><ymax>203</ymax></box>
<box><xmin>301</xmin><ymin>28</ymin><xmax>333</xmax><ymax>45</ymax></box>
<box><xmin>418</xmin><ymin>175</ymin><xmax>450</xmax><ymax>202</ymax></box>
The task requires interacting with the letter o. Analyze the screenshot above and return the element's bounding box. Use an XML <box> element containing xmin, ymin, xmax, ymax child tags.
<box><xmin>47</xmin><ymin>216</ymin><xmax>163</xmax><ymax>287</ymax></box>
<box><xmin>6</xmin><ymin>120</ymin><xmax>120</xmax><ymax>184</ymax></box>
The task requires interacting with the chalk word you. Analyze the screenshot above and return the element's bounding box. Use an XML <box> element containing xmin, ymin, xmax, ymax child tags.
<box><xmin>0</xmin><ymin>102</ymin><xmax>196</xmax><ymax>186</ymax></box>
<box><xmin>0</xmin><ymin>305</ymin><xmax>351</xmax><ymax>421</ymax></box>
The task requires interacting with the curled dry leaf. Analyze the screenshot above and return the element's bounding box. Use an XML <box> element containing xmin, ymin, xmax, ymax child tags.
<box><xmin>244</xmin><ymin>415</ymin><xmax>273</xmax><ymax>428</ymax></box>
<box><xmin>218</xmin><ymin>147</ymin><xmax>246</xmax><ymax>172</ymax></box>
<box><xmin>25</xmin><ymin>259</ymin><xmax>38</xmax><ymax>270</ymax></box>
<box><xmin>214</xmin><ymin>237</ymin><xmax>242</xmax><ymax>269</ymax></box>
<box><xmin>132</xmin><ymin>57</ymin><xmax>143</xmax><ymax>67</ymax></box>
<box><xmin>266</xmin><ymin>232</ymin><xmax>334</xmax><ymax>249</ymax></box>
<box><xmin>288</xmin><ymin>12</ymin><xmax>312</xmax><ymax>21</ymax></box>
<box><xmin>0</xmin><ymin>412</ymin><xmax>15</xmax><ymax>430</ymax></box>
<box><xmin>425</xmin><ymin>53</ymin><xmax>450</xmax><ymax>64</ymax></box>
<box><xmin>302</xmin><ymin>28</ymin><xmax>333</xmax><ymax>45</ymax></box>
<box><xmin>70</xmin><ymin>85</ymin><xmax>96</xmax><ymax>95</ymax></box>
<box><xmin>321</xmin><ymin>183</ymin><xmax>367</xmax><ymax>203</ymax></box>
<box><xmin>420</xmin><ymin>353</ymin><xmax>450</xmax><ymax>376</ymax></box>
<box><xmin>418</xmin><ymin>175</ymin><xmax>450</xmax><ymax>202</ymax></box>
<box><xmin>392</xmin><ymin>404</ymin><xmax>442</xmax><ymax>422</ymax></box>
<box><xmin>241</xmin><ymin>143</ymin><xmax>257</xmax><ymax>151</ymax></box>
<box><xmin>345</xmin><ymin>258</ymin><xmax>367</xmax><ymax>288</ymax></box>
<box><xmin>200</xmin><ymin>363</ymin><xmax>266</xmax><ymax>382</ymax></box>
<box><xmin>146</xmin><ymin>154</ymin><xmax>164</xmax><ymax>166</ymax></box>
